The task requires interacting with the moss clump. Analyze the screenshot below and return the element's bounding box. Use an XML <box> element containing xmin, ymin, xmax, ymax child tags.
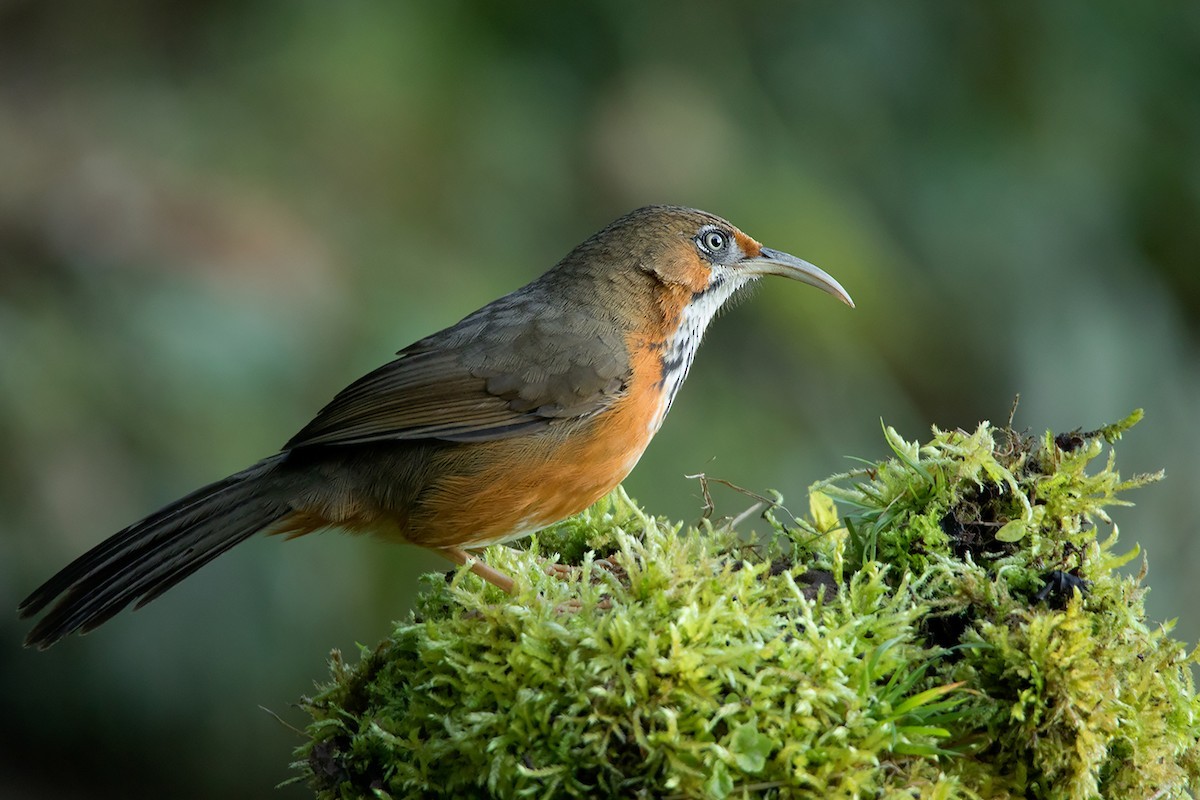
<box><xmin>294</xmin><ymin>411</ymin><xmax>1199</xmax><ymax>799</ymax></box>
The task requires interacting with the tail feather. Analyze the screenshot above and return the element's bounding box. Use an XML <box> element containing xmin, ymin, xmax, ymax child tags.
<box><xmin>19</xmin><ymin>457</ymin><xmax>295</xmax><ymax>649</ymax></box>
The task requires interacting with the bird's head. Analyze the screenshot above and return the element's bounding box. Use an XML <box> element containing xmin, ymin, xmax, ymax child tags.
<box><xmin>587</xmin><ymin>205</ymin><xmax>854</xmax><ymax>312</ymax></box>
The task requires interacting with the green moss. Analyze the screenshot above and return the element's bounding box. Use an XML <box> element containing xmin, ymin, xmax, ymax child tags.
<box><xmin>293</xmin><ymin>411</ymin><xmax>1199</xmax><ymax>799</ymax></box>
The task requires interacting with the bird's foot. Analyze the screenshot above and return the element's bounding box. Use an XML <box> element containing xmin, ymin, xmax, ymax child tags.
<box><xmin>555</xmin><ymin>595</ymin><xmax>613</xmax><ymax>615</ymax></box>
<box><xmin>542</xmin><ymin>556</ymin><xmax>625</xmax><ymax>585</ymax></box>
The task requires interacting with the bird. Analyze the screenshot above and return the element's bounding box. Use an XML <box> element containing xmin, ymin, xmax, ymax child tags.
<box><xmin>18</xmin><ymin>205</ymin><xmax>853</xmax><ymax>649</ymax></box>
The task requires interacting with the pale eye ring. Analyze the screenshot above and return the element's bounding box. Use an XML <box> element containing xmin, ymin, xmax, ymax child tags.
<box><xmin>698</xmin><ymin>229</ymin><xmax>728</xmax><ymax>255</ymax></box>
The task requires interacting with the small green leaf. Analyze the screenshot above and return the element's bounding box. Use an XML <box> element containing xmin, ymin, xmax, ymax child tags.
<box><xmin>729</xmin><ymin>722</ymin><xmax>774</xmax><ymax>774</ymax></box>
<box><xmin>704</xmin><ymin>761</ymin><xmax>733</xmax><ymax>799</ymax></box>
<box><xmin>892</xmin><ymin>682</ymin><xmax>965</xmax><ymax>717</ymax></box>
<box><xmin>1099</xmin><ymin>408</ymin><xmax>1144</xmax><ymax>443</ymax></box>
<box><xmin>809</xmin><ymin>490</ymin><xmax>840</xmax><ymax>532</ymax></box>
<box><xmin>995</xmin><ymin>519</ymin><xmax>1028</xmax><ymax>543</ymax></box>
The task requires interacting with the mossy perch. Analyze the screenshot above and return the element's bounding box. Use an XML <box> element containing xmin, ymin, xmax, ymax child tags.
<box><xmin>293</xmin><ymin>410</ymin><xmax>1199</xmax><ymax>799</ymax></box>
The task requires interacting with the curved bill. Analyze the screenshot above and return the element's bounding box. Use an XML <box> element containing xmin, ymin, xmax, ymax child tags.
<box><xmin>739</xmin><ymin>247</ymin><xmax>854</xmax><ymax>308</ymax></box>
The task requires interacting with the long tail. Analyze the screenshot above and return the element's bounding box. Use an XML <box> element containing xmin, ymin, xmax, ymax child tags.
<box><xmin>19</xmin><ymin>456</ymin><xmax>296</xmax><ymax>649</ymax></box>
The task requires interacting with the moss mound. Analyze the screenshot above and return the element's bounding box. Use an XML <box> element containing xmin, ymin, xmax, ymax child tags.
<box><xmin>294</xmin><ymin>411</ymin><xmax>1199</xmax><ymax>799</ymax></box>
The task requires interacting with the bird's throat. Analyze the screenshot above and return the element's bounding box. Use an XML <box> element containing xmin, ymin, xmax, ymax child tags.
<box><xmin>648</xmin><ymin>272</ymin><xmax>751</xmax><ymax>432</ymax></box>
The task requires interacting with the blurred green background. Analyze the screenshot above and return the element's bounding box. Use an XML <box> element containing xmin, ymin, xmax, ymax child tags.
<box><xmin>2</xmin><ymin>2</ymin><xmax>1198</xmax><ymax>797</ymax></box>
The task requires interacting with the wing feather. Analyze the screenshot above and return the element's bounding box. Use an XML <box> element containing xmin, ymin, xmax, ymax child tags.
<box><xmin>284</xmin><ymin>288</ymin><xmax>631</xmax><ymax>449</ymax></box>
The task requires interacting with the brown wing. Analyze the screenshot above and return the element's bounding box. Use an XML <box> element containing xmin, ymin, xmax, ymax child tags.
<box><xmin>284</xmin><ymin>287</ymin><xmax>630</xmax><ymax>449</ymax></box>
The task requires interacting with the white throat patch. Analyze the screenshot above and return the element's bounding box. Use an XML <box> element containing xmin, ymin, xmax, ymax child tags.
<box><xmin>648</xmin><ymin>267</ymin><xmax>753</xmax><ymax>432</ymax></box>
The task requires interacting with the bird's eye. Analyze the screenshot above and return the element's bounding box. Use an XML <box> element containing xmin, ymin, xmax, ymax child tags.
<box><xmin>697</xmin><ymin>229</ymin><xmax>728</xmax><ymax>255</ymax></box>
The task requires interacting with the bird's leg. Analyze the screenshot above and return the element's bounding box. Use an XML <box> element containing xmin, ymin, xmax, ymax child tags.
<box><xmin>436</xmin><ymin>544</ymin><xmax>620</xmax><ymax>593</ymax></box>
<box><xmin>436</xmin><ymin>546</ymin><xmax>614</xmax><ymax>616</ymax></box>
<box><xmin>435</xmin><ymin>546</ymin><xmax>516</xmax><ymax>594</ymax></box>
<box><xmin>463</xmin><ymin>545</ymin><xmax>614</xmax><ymax>584</ymax></box>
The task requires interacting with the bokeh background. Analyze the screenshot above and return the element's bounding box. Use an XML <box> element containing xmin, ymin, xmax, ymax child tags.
<box><xmin>2</xmin><ymin>2</ymin><xmax>1198</xmax><ymax>797</ymax></box>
